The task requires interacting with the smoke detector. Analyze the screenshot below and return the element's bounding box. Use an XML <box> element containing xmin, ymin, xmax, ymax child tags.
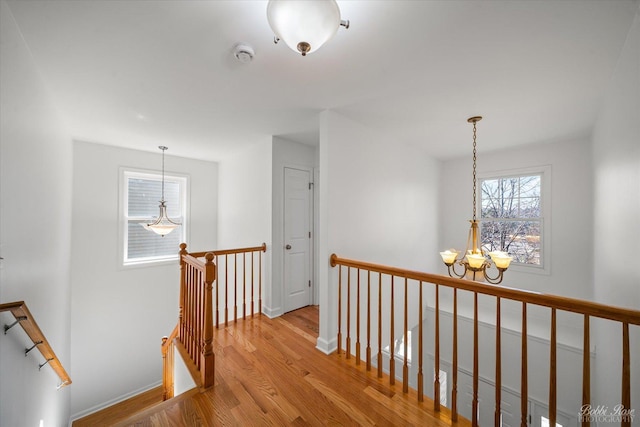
<box><xmin>233</xmin><ymin>43</ymin><xmax>255</xmax><ymax>63</ymax></box>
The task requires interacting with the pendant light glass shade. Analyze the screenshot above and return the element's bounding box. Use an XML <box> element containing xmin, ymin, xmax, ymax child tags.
<box><xmin>143</xmin><ymin>201</ymin><xmax>180</xmax><ymax>236</ymax></box>
<box><xmin>267</xmin><ymin>0</ymin><xmax>342</xmax><ymax>56</ymax></box>
<box><xmin>143</xmin><ymin>146</ymin><xmax>181</xmax><ymax>237</ymax></box>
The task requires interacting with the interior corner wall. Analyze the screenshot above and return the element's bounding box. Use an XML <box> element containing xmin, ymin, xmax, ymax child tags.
<box><xmin>592</xmin><ymin>4</ymin><xmax>640</xmax><ymax>412</ymax></box>
<box><xmin>439</xmin><ymin>138</ymin><xmax>593</xmax><ymax>300</ymax></box>
<box><xmin>317</xmin><ymin>110</ymin><xmax>441</xmax><ymax>353</ymax></box>
<box><xmin>438</xmin><ymin>137</ymin><xmax>594</xmax><ymax>351</ymax></box>
<box><xmin>271</xmin><ymin>137</ymin><xmax>316</xmax><ymax>317</ymax></box>
<box><xmin>217</xmin><ymin>139</ymin><xmax>273</xmax><ymax>313</ymax></box>
<box><xmin>0</xmin><ymin>1</ymin><xmax>73</xmax><ymax>425</ymax></box>
<box><xmin>69</xmin><ymin>142</ymin><xmax>217</xmax><ymax>418</ymax></box>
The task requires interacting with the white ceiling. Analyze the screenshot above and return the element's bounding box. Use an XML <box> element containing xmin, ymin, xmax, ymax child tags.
<box><xmin>5</xmin><ymin>0</ymin><xmax>638</xmax><ymax>161</ymax></box>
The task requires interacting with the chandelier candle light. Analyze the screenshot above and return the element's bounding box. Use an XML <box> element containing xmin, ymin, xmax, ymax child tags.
<box><xmin>143</xmin><ymin>146</ymin><xmax>181</xmax><ymax>237</ymax></box>
<box><xmin>267</xmin><ymin>0</ymin><xmax>349</xmax><ymax>56</ymax></box>
<box><xmin>439</xmin><ymin>116</ymin><xmax>513</xmax><ymax>284</ymax></box>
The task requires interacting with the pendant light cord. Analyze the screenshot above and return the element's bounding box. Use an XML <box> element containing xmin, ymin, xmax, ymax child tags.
<box><xmin>159</xmin><ymin>146</ymin><xmax>168</xmax><ymax>203</ymax></box>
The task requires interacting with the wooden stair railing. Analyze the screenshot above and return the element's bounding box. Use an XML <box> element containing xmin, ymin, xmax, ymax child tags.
<box><xmin>330</xmin><ymin>253</ymin><xmax>640</xmax><ymax>427</ymax></box>
<box><xmin>186</xmin><ymin>243</ymin><xmax>267</xmax><ymax>328</ymax></box>
<box><xmin>160</xmin><ymin>324</ymin><xmax>179</xmax><ymax>400</ymax></box>
<box><xmin>178</xmin><ymin>248</ymin><xmax>216</xmax><ymax>390</ymax></box>
<box><xmin>1</xmin><ymin>301</ymin><xmax>72</xmax><ymax>389</ymax></box>
<box><xmin>162</xmin><ymin>243</ymin><xmax>267</xmax><ymax>400</ymax></box>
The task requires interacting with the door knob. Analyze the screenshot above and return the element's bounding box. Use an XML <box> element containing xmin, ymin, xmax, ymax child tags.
<box><xmin>285</xmin><ymin>244</ymin><xmax>292</xmax><ymax>250</ymax></box>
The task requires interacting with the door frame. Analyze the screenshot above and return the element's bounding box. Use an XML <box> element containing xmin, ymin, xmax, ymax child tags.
<box><xmin>282</xmin><ymin>165</ymin><xmax>315</xmax><ymax>312</ymax></box>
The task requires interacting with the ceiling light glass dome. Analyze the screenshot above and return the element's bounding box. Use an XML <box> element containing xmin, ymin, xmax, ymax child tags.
<box><xmin>267</xmin><ymin>0</ymin><xmax>343</xmax><ymax>56</ymax></box>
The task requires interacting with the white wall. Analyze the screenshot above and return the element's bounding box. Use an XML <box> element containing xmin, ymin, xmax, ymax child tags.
<box><xmin>69</xmin><ymin>141</ymin><xmax>217</xmax><ymax>418</ymax></box>
<box><xmin>217</xmin><ymin>139</ymin><xmax>273</xmax><ymax>314</ymax></box>
<box><xmin>0</xmin><ymin>1</ymin><xmax>73</xmax><ymax>425</ymax></box>
<box><xmin>592</xmin><ymin>4</ymin><xmax>640</xmax><ymax>413</ymax></box>
<box><xmin>173</xmin><ymin>347</ymin><xmax>196</xmax><ymax>397</ymax></box>
<box><xmin>439</xmin><ymin>137</ymin><xmax>593</xmax><ymax>299</ymax></box>
<box><xmin>271</xmin><ymin>137</ymin><xmax>316</xmax><ymax>317</ymax></box>
<box><xmin>317</xmin><ymin>110</ymin><xmax>441</xmax><ymax>353</ymax></box>
<box><xmin>439</xmin><ymin>138</ymin><xmax>593</xmax><ymax>348</ymax></box>
<box><xmin>417</xmin><ymin>307</ymin><xmax>589</xmax><ymax>424</ymax></box>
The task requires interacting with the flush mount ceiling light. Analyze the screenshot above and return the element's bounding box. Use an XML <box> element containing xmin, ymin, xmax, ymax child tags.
<box><xmin>267</xmin><ymin>0</ymin><xmax>349</xmax><ymax>56</ymax></box>
<box><xmin>142</xmin><ymin>146</ymin><xmax>181</xmax><ymax>236</ymax></box>
<box><xmin>439</xmin><ymin>117</ymin><xmax>513</xmax><ymax>284</ymax></box>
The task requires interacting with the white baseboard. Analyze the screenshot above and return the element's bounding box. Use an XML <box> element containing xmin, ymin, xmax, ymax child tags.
<box><xmin>68</xmin><ymin>380</ymin><xmax>162</xmax><ymax>426</ymax></box>
<box><xmin>262</xmin><ymin>305</ymin><xmax>283</xmax><ymax>318</ymax></box>
<box><xmin>316</xmin><ymin>336</ymin><xmax>337</xmax><ymax>355</ymax></box>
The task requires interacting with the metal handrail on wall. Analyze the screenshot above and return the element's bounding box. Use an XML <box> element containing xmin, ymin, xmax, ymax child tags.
<box><xmin>1</xmin><ymin>301</ymin><xmax>72</xmax><ymax>389</ymax></box>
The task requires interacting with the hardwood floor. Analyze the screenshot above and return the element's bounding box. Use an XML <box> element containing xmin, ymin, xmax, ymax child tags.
<box><xmin>79</xmin><ymin>306</ymin><xmax>468</xmax><ymax>426</ymax></box>
<box><xmin>73</xmin><ymin>386</ymin><xmax>164</xmax><ymax>427</ymax></box>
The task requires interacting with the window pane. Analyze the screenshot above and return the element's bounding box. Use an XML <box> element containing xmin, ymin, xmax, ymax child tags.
<box><xmin>480</xmin><ymin>173</ymin><xmax>543</xmax><ymax>266</ymax></box>
<box><xmin>128</xmin><ymin>178</ymin><xmax>182</xmax><ymax>218</ymax></box>
<box><xmin>518</xmin><ymin>196</ymin><xmax>540</xmax><ymax>218</ymax></box>
<box><xmin>163</xmin><ymin>182</ymin><xmax>182</xmax><ymax>218</ymax></box>
<box><xmin>127</xmin><ymin>220</ymin><xmax>182</xmax><ymax>261</ymax></box>
<box><xmin>128</xmin><ymin>178</ymin><xmax>160</xmax><ymax>217</ymax></box>
<box><xmin>481</xmin><ymin>175</ymin><xmax>542</xmax><ymax>219</ymax></box>
<box><xmin>519</xmin><ymin>175</ymin><xmax>540</xmax><ymax>197</ymax></box>
<box><xmin>123</xmin><ymin>171</ymin><xmax>186</xmax><ymax>265</ymax></box>
<box><xmin>481</xmin><ymin>220</ymin><xmax>540</xmax><ymax>265</ymax></box>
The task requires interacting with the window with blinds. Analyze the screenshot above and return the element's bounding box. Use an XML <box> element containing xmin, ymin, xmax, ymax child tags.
<box><xmin>123</xmin><ymin>170</ymin><xmax>187</xmax><ymax>265</ymax></box>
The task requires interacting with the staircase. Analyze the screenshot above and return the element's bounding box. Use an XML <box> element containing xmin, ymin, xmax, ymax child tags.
<box><xmin>72</xmin><ymin>386</ymin><xmax>166</xmax><ymax>426</ymax></box>
<box><xmin>73</xmin><ymin>306</ymin><xmax>467</xmax><ymax>426</ymax></box>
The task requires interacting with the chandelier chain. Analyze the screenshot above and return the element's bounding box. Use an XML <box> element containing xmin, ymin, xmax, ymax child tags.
<box><xmin>472</xmin><ymin>121</ymin><xmax>477</xmax><ymax>221</ymax></box>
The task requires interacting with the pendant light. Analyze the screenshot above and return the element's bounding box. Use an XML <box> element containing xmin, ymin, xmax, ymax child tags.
<box><xmin>142</xmin><ymin>146</ymin><xmax>181</xmax><ymax>236</ymax></box>
<box><xmin>439</xmin><ymin>116</ymin><xmax>512</xmax><ymax>284</ymax></box>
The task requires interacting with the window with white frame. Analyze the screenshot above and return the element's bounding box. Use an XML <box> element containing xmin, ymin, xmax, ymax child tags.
<box><xmin>122</xmin><ymin>170</ymin><xmax>187</xmax><ymax>265</ymax></box>
<box><xmin>479</xmin><ymin>167</ymin><xmax>549</xmax><ymax>269</ymax></box>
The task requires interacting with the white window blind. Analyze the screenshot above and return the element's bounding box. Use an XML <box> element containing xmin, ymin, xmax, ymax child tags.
<box><xmin>123</xmin><ymin>170</ymin><xmax>187</xmax><ymax>265</ymax></box>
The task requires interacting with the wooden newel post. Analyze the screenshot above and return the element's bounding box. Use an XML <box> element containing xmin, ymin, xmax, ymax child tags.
<box><xmin>179</xmin><ymin>243</ymin><xmax>188</xmax><ymax>341</ymax></box>
<box><xmin>161</xmin><ymin>336</ymin><xmax>169</xmax><ymax>400</ymax></box>
<box><xmin>201</xmin><ymin>252</ymin><xmax>216</xmax><ymax>389</ymax></box>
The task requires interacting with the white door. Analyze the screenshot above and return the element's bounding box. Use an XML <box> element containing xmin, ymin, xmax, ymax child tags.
<box><xmin>283</xmin><ymin>167</ymin><xmax>312</xmax><ymax>313</ymax></box>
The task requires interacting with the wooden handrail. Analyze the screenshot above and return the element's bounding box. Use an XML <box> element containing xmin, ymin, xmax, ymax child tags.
<box><xmin>330</xmin><ymin>254</ymin><xmax>640</xmax><ymax>325</ymax></box>
<box><xmin>187</xmin><ymin>243</ymin><xmax>267</xmax><ymax>259</ymax></box>
<box><xmin>330</xmin><ymin>253</ymin><xmax>640</xmax><ymax>427</ymax></box>
<box><xmin>0</xmin><ymin>301</ymin><xmax>72</xmax><ymax>389</ymax></box>
<box><xmin>161</xmin><ymin>324</ymin><xmax>179</xmax><ymax>400</ymax></box>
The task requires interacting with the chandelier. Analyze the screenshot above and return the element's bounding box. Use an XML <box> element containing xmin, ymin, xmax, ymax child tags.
<box><xmin>142</xmin><ymin>146</ymin><xmax>181</xmax><ymax>236</ymax></box>
<box><xmin>439</xmin><ymin>116</ymin><xmax>512</xmax><ymax>284</ymax></box>
<box><xmin>266</xmin><ymin>0</ymin><xmax>349</xmax><ymax>56</ymax></box>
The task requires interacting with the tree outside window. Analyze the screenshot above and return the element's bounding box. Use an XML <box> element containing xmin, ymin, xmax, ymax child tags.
<box><xmin>480</xmin><ymin>175</ymin><xmax>541</xmax><ymax>265</ymax></box>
